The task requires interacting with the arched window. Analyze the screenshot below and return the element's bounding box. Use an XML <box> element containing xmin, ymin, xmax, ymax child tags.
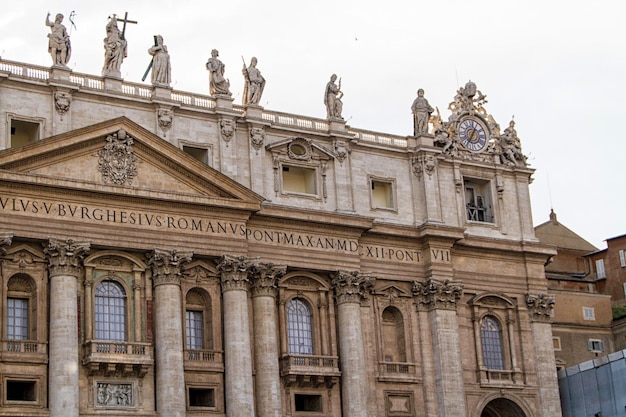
<box><xmin>95</xmin><ymin>280</ymin><xmax>127</xmax><ymax>341</ymax></box>
<box><xmin>185</xmin><ymin>289</ymin><xmax>212</xmax><ymax>350</ymax></box>
<box><xmin>480</xmin><ymin>316</ymin><xmax>504</xmax><ymax>370</ymax></box>
<box><xmin>382</xmin><ymin>307</ymin><xmax>406</xmax><ymax>362</ymax></box>
<box><xmin>287</xmin><ymin>298</ymin><xmax>313</xmax><ymax>355</ymax></box>
<box><xmin>6</xmin><ymin>274</ymin><xmax>36</xmax><ymax>341</ymax></box>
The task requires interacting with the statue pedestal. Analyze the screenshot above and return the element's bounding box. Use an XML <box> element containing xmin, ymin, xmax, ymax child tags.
<box><xmin>414</xmin><ymin>133</ymin><xmax>434</xmax><ymax>147</ymax></box>
<box><xmin>104</xmin><ymin>76</ymin><xmax>123</xmax><ymax>92</ymax></box>
<box><xmin>243</xmin><ymin>104</ymin><xmax>263</xmax><ymax>120</ymax></box>
<box><xmin>329</xmin><ymin>118</ymin><xmax>346</xmax><ymax>133</ymax></box>
<box><xmin>49</xmin><ymin>66</ymin><xmax>71</xmax><ymax>83</ymax></box>
<box><xmin>215</xmin><ymin>95</ymin><xmax>234</xmax><ymax>111</ymax></box>
<box><xmin>151</xmin><ymin>85</ymin><xmax>172</xmax><ymax>100</ymax></box>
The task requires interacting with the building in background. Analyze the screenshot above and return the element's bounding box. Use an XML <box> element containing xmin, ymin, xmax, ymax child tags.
<box><xmin>0</xmin><ymin>52</ymin><xmax>561</xmax><ymax>417</ymax></box>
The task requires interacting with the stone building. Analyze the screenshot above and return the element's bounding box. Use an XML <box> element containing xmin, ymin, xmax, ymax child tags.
<box><xmin>0</xmin><ymin>55</ymin><xmax>561</xmax><ymax>417</ymax></box>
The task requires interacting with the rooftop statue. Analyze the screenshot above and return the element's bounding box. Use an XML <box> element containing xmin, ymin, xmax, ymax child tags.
<box><xmin>242</xmin><ymin>57</ymin><xmax>265</xmax><ymax>106</ymax></box>
<box><xmin>448</xmin><ymin>80</ymin><xmax>487</xmax><ymax>118</ymax></box>
<box><xmin>147</xmin><ymin>35</ymin><xmax>171</xmax><ymax>87</ymax></box>
<box><xmin>411</xmin><ymin>89</ymin><xmax>434</xmax><ymax>136</ymax></box>
<box><xmin>102</xmin><ymin>15</ymin><xmax>127</xmax><ymax>77</ymax></box>
<box><xmin>498</xmin><ymin>119</ymin><xmax>527</xmax><ymax>166</ymax></box>
<box><xmin>324</xmin><ymin>74</ymin><xmax>343</xmax><ymax>119</ymax></box>
<box><xmin>206</xmin><ymin>49</ymin><xmax>231</xmax><ymax>96</ymax></box>
<box><xmin>45</xmin><ymin>12</ymin><xmax>71</xmax><ymax>67</ymax></box>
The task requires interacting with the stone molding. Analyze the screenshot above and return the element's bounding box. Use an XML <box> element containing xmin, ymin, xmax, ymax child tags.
<box><xmin>526</xmin><ymin>293</ymin><xmax>555</xmax><ymax>322</ymax></box>
<box><xmin>147</xmin><ymin>249</ymin><xmax>192</xmax><ymax>287</ymax></box>
<box><xmin>331</xmin><ymin>270</ymin><xmax>375</xmax><ymax>305</ymax></box>
<box><xmin>412</xmin><ymin>278</ymin><xmax>463</xmax><ymax>311</ymax></box>
<box><xmin>250</xmin><ymin>263</ymin><xmax>287</xmax><ymax>298</ymax></box>
<box><xmin>217</xmin><ymin>254</ymin><xmax>258</xmax><ymax>292</ymax></box>
<box><xmin>43</xmin><ymin>238</ymin><xmax>90</xmax><ymax>278</ymax></box>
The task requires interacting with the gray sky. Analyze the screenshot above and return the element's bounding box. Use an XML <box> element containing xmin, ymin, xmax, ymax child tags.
<box><xmin>1</xmin><ymin>0</ymin><xmax>624</xmax><ymax>249</ymax></box>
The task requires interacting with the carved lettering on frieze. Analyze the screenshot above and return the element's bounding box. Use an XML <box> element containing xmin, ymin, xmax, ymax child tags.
<box><xmin>96</xmin><ymin>383</ymin><xmax>133</xmax><ymax>407</ymax></box>
<box><xmin>412</xmin><ymin>278</ymin><xmax>463</xmax><ymax>311</ymax></box>
<box><xmin>97</xmin><ymin>129</ymin><xmax>138</xmax><ymax>186</ymax></box>
<box><xmin>526</xmin><ymin>293</ymin><xmax>554</xmax><ymax>322</ymax></box>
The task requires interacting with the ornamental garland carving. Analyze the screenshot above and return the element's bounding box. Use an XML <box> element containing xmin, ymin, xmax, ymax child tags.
<box><xmin>411</xmin><ymin>154</ymin><xmax>436</xmax><ymax>180</ymax></box>
<box><xmin>157</xmin><ymin>109</ymin><xmax>173</xmax><ymax>132</ymax></box>
<box><xmin>217</xmin><ymin>254</ymin><xmax>258</xmax><ymax>292</ymax></box>
<box><xmin>250</xmin><ymin>262</ymin><xmax>287</xmax><ymax>297</ymax></box>
<box><xmin>526</xmin><ymin>293</ymin><xmax>555</xmax><ymax>322</ymax></box>
<box><xmin>331</xmin><ymin>270</ymin><xmax>375</xmax><ymax>304</ymax></box>
<box><xmin>220</xmin><ymin>118</ymin><xmax>235</xmax><ymax>143</ymax></box>
<box><xmin>412</xmin><ymin>278</ymin><xmax>463</xmax><ymax>311</ymax></box>
<box><xmin>97</xmin><ymin>129</ymin><xmax>138</xmax><ymax>186</ymax></box>
<box><xmin>250</xmin><ymin>127</ymin><xmax>265</xmax><ymax>151</ymax></box>
<box><xmin>147</xmin><ymin>248</ymin><xmax>192</xmax><ymax>287</ymax></box>
<box><xmin>43</xmin><ymin>238</ymin><xmax>90</xmax><ymax>277</ymax></box>
<box><xmin>54</xmin><ymin>91</ymin><xmax>72</xmax><ymax>114</ymax></box>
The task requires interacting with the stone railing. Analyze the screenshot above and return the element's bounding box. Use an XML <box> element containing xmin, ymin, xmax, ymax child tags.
<box><xmin>1</xmin><ymin>339</ymin><xmax>47</xmax><ymax>354</ymax></box>
<box><xmin>185</xmin><ymin>349</ymin><xmax>223</xmax><ymax>362</ymax></box>
<box><xmin>378</xmin><ymin>361</ymin><xmax>416</xmax><ymax>375</ymax></box>
<box><xmin>83</xmin><ymin>340</ymin><xmax>153</xmax><ymax>361</ymax></box>
<box><xmin>479</xmin><ymin>368</ymin><xmax>523</xmax><ymax>386</ymax></box>
<box><xmin>280</xmin><ymin>354</ymin><xmax>341</xmax><ymax>388</ymax></box>
<box><xmin>0</xmin><ymin>58</ymin><xmax>410</xmax><ymax>149</ymax></box>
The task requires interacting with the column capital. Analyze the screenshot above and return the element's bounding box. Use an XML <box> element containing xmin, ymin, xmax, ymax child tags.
<box><xmin>250</xmin><ymin>263</ymin><xmax>287</xmax><ymax>298</ymax></box>
<box><xmin>0</xmin><ymin>233</ymin><xmax>13</xmax><ymax>254</ymax></box>
<box><xmin>526</xmin><ymin>293</ymin><xmax>555</xmax><ymax>323</ymax></box>
<box><xmin>412</xmin><ymin>278</ymin><xmax>463</xmax><ymax>311</ymax></box>
<box><xmin>43</xmin><ymin>238</ymin><xmax>90</xmax><ymax>278</ymax></box>
<box><xmin>217</xmin><ymin>254</ymin><xmax>258</xmax><ymax>292</ymax></box>
<box><xmin>331</xmin><ymin>270</ymin><xmax>375</xmax><ymax>305</ymax></box>
<box><xmin>147</xmin><ymin>248</ymin><xmax>192</xmax><ymax>287</ymax></box>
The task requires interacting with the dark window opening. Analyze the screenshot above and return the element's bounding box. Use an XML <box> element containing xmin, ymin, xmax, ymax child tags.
<box><xmin>10</xmin><ymin>120</ymin><xmax>40</xmax><ymax>148</ymax></box>
<box><xmin>295</xmin><ymin>394</ymin><xmax>322</xmax><ymax>412</ymax></box>
<box><xmin>189</xmin><ymin>388</ymin><xmax>215</xmax><ymax>407</ymax></box>
<box><xmin>183</xmin><ymin>146</ymin><xmax>208</xmax><ymax>165</ymax></box>
<box><xmin>6</xmin><ymin>380</ymin><xmax>36</xmax><ymax>402</ymax></box>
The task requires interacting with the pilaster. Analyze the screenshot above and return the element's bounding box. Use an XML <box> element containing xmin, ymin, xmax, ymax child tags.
<box><xmin>147</xmin><ymin>249</ymin><xmax>192</xmax><ymax>417</ymax></box>
<box><xmin>44</xmin><ymin>238</ymin><xmax>90</xmax><ymax>417</ymax></box>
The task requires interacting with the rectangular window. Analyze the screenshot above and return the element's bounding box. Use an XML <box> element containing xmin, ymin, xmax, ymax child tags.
<box><xmin>188</xmin><ymin>387</ymin><xmax>215</xmax><ymax>408</ymax></box>
<box><xmin>596</xmin><ymin>259</ymin><xmax>606</xmax><ymax>278</ymax></box>
<box><xmin>185</xmin><ymin>310</ymin><xmax>203</xmax><ymax>350</ymax></box>
<box><xmin>553</xmin><ymin>337</ymin><xmax>562</xmax><ymax>351</ymax></box>
<box><xmin>464</xmin><ymin>177</ymin><xmax>494</xmax><ymax>223</ymax></box>
<box><xmin>7</xmin><ymin>298</ymin><xmax>28</xmax><ymax>340</ymax></box>
<box><xmin>619</xmin><ymin>250</ymin><xmax>626</xmax><ymax>268</ymax></box>
<box><xmin>6</xmin><ymin>380</ymin><xmax>37</xmax><ymax>402</ymax></box>
<box><xmin>294</xmin><ymin>394</ymin><xmax>322</xmax><ymax>412</ymax></box>
<box><xmin>282</xmin><ymin>165</ymin><xmax>317</xmax><ymax>195</ymax></box>
<box><xmin>183</xmin><ymin>145</ymin><xmax>209</xmax><ymax>165</ymax></box>
<box><xmin>583</xmin><ymin>307</ymin><xmax>595</xmax><ymax>321</ymax></box>
<box><xmin>370</xmin><ymin>179</ymin><xmax>395</xmax><ymax>210</ymax></box>
<box><xmin>588</xmin><ymin>339</ymin><xmax>604</xmax><ymax>352</ymax></box>
<box><xmin>10</xmin><ymin>119</ymin><xmax>40</xmax><ymax>148</ymax></box>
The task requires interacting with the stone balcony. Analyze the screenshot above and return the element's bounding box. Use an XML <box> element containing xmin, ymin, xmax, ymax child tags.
<box><xmin>479</xmin><ymin>368</ymin><xmax>524</xmax><ymax>387</ymax></box>
<box><xmin>83</xmin><ymin>340</ymin><xmax>153</xmax><ymax>377</ymax></box>
<box><xmin>377</xmin><ymin>361</ymin><xmax>419</xmax><ymax>383</ymax></box>
<box><xmin>183</xmin><ymin>349</ymin><xmax>224</xmax><ymax>372</ymax></box>
<box><xmin>280</xmin><ymin>354</ymin><xmax>341</xmax><ymax>388</ymax></box>
<box><xmin>0</xmin><ymin>340</ymin><xmax>48</xmax><ymax>364</ymax></box>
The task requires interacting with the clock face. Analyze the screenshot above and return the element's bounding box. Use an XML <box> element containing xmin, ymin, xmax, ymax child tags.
<box><xmin>459</xmin><ymin>118</ymin><xmax>487</xmax><ymax>152</ymax></box>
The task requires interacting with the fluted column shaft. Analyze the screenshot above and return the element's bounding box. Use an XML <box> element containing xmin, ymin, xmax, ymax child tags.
<box><xmin>251</xmin><ymin>263</ymin><xmax>286</xmax><ymax>417</ymax></box>
<box><xmin>332</xmin><ymin>271</ymin><xmax>374</xmax><ymax>417</ymax></box>
<box><xmin>44</xmin><ymin>238</ymin><xmax>90</xmax><ymax>417</ymax></box>
<box><xmin>148</xmin><ymin>249</ymin><xmax>192</xmax><ymax>417</ymax></box>
<box><xmin>218</xmin><ymin>255</ymin><xmax>256</xmax><ymax>417</ymax></box>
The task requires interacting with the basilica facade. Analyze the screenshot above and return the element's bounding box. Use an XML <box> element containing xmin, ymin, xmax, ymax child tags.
<box><xmin>0</xmin><ymin>56</ymin><xmax>561</xmax><ymax>417</ymax></box>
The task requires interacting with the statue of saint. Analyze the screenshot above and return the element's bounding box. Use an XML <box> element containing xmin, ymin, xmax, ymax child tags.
<box><xmin>206</xmin><ymin>49</ymin><xmax>231</xmax><ymax>96</ymax></box>
<box><xmin>242</xmin><ymin>57</ymin><xmax>265</xmax><ymax>105</ymax></box>
<box><xmin>102</xmin><ymin>15</ymin><xmax>127</xmax><ymax>77</ymax></box>
<box><xmin>45</xmin><ymin>12</ymin><xmax>71</xmax><ymax>67</ymax></box>
<box><xmin>411</xmin><ymin>89</ymin><xmax>434</xmax><ymax>136</ymax></box>
<box><xmin>148</xmin><ymin>35</ymin><xmax>171</xmax><ymax>86</ymax></box>
<box><xmin>324</xmin><ymin>74</ymin><xmax>343</xmax><ymax>119</ymax></box>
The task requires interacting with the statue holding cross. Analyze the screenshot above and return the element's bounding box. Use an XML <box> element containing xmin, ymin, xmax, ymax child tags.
<box><xmin>102</xmin><ymin>12</ymin><xmax>137</xmax><ymax>78</ymax></box>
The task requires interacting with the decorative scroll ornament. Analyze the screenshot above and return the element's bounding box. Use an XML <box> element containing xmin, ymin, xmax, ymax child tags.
<box><xmin>411</xmin><ymin>154</ymin><xmax>436</xmax><ymax>180</ymax></box>
<box><xmin>331</xmin><ymin>270</ymin><xmax>375</xmax><ymax>304</ymax></box>
<box><xmin>147</xmin><ymin>248</ymin><xmax>193</xmax><ymax>287</ymax></box>
<box><xmin>334</xmin><ymin>140</ymin><xmax>350</xmax><ymax>163</ymax></box>
<box><xmin>217</xmin><ymin>254</ymin><xmax>258</xmax><ymax>292</ymax></box>
<box><xmin>54</xmin><ymin>91</ymin><xmax>72</xmax><ymax>114</ymax></box>
<box><xmin>288</xmin><ymin>138</ymin><xmax>313</xmax><ymax>161</ymax></box>
<box><xmin>43</xmin><ymin>238</ymin><xmax>90</xmax><ymax>277</ymax></box>
<box><xmin>220</xmin><ymin>118</ymin><xmax>235</xmax><ymax>143</ymax></box>
<box><xmin>412</xmin><ymin>278</ymin><xmax>463</xmax><ymax>311</ymax></box>
<box><xmin>526</xmin><ymin>293</ymin><xmax>555</xmax><ymax>322</ymax></box>
<box><xmin>97</xmin><ymin>129</ymin><xmax>138</xmax><ymax>185</ymax></box>
<box><xmin>157</xmin><ymin>109</ymin><xmax>173</xmax><ymax>132</ymax></box>
<box><xmin>250</xmin><ymin>262</ymin><xmax>287</xmax><ymax>297</ymax></box>
<box><xmin>250</xmin><ymin>127</ymin><xmax>265</xmax><ymax>151</ymax></box>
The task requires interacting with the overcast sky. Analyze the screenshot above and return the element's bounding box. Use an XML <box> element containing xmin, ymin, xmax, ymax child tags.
<box><xmin>1</xmin><ymin>0</ymin><xmax>624</xmax><ymax>249</ymax></box>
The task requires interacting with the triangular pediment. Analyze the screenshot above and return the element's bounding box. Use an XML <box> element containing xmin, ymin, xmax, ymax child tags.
<box><xmin>0</xmin><ymin>117</ymin><xmax>263</xmax><ymax>211</ymax></box>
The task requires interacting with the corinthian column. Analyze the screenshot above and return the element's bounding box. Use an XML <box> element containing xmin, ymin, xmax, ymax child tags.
<box><xmin>147</xmin><ymin>249</ymin><xmax>192</xmax><ymax>417</ymax></box>
<box><xmin>250</xmin><ymin>263</ymin><xmax>286</xmax><ymax>417</ymax></box>
<box><xmin>332</xmin><ymin>271</ymin><xmax>374</xmax><ymax>417</ymax></box>
<box><xmin>44</xmin><ymin>238</ymin><xmax>90</xmax><ymax>417</ymax></box>
<box><xmin>217</xmin><ymin>255</ymin><xmax>256</xmax><ymax>417</ymax></box>
<box><xmin>412</xmin><ymin>278</ymin><xmax>465</xmax><ymax>417</ymax></box>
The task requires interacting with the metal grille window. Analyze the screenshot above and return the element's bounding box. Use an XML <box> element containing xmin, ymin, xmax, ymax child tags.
<box><xmin>95</xmin><ymin>281</ymin><xmax>127</xmax><ymax>341</ymax></box>
<box><xmin>287</xmin><ymin>298</ymin><xmax>313</xmax><ymax>354</ymax></box>
<box><xmin>186</xmin><ymin>310</ymin><xmax>204</xmax><ymax>350</ymax></box>
<box><xmin>7</xmin><ymin>298</ymin><xmax>28</xmax><ymax>340</ymax></box>
<box><xmin>480</xmin><ymin>316</ymin><xmax>504</xmax><ymax>370</ymax></box>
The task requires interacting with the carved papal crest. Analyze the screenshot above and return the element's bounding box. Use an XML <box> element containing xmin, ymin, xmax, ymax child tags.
<box><xmin>97</xmin><ymin>129</ymin><xmax>138</xmax><ymax>185</ymax></box>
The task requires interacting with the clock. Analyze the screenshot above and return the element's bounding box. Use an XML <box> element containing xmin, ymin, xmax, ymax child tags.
<box><xmin>458</xmin><ymin>118</ymin><xmax>488</xmax><ymax>152</ymax></box>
